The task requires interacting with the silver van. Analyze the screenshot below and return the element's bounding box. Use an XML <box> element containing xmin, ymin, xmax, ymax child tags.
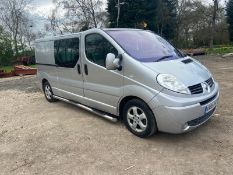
<box><xmin>35</xmin><ymin>28</ymin><xmax>219</xmax><ymax>137</ymax></box>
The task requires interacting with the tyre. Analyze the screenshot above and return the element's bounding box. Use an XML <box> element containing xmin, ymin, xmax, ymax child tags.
<box><xmin>43</xmin><ymin>81</ymin><xmax>58</xmax><ymax>102</ymax></box>
<box><xmin>123</xmin><ymin>99</ymin><xmax>157</xmax><ymax>138</ymax></box>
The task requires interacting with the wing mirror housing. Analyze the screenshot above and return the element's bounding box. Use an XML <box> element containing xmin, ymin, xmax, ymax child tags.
<box><xmin>106</xmin><ymin>53</ymin><xmax>122</xmax><ymax>71</ymax></box>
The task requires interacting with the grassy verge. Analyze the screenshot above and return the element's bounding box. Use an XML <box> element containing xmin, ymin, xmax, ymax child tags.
<box><xmin>1</xmin><ymin>66</ymin><xmax>14</xmax><ymax>73</ymax></box>
<box><xmin>29</xmin><ymin>65</ymin><xmax>36</xmax><ymax>68</ymax></box>
<box><xmin>206</xmin><ymin>46</ymin><xmax>233</xmax><ymax>55</ymax></box>
<box><xmin>0</xmin><ymin>65</ymin><xmax>36</xmax><ymax>73</ymax></box>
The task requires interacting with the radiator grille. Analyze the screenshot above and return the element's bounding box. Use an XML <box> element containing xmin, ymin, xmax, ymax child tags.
<box><xmin>206</xmin><ymin>78</ymin><xmax>214</xmax><ymax>87</ymax></box>
<box><xmin>188</xmin><ymin>84</ymin><xmax>203</xmax><ymax>94</ymax></box>
<box><xmin>188</xmin><ymin>77</ymin><xmax>214</xmax><ymax>95</ymax></box>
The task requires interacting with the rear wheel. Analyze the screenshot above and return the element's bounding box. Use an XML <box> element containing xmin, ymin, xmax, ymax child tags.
<box><xmin>123</xmin><ymin>99</ymin><xmax>157</xmax><ymax>138</ymax></box>
<box><xmin>43</xmin><ymin>81</ymin><xmax>57</xmax><ymax>102</ymax></box>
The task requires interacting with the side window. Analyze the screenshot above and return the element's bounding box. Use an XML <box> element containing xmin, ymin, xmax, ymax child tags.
<box><xmin>85</xmin><ymin>34</ymin><xmax>118</xmax><ymax>67</ymax></box>
<box><xmin>54</xmin><ymin>38</ymin><xmax>79</xmax><ymax>68</ymax></box>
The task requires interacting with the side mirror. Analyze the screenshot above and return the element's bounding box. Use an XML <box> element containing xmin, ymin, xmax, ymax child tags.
<box><xmin>106</xmin><ymin>53</ymin><xmax>122</xmax><ymax>70</ymax></box>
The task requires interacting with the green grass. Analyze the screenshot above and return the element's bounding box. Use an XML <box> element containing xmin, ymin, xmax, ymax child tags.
<box><xmin>0</xmin><ymin>65</ymin><xmax>36</xmax><ymax>73</ymax></box>
<box><xmin>29</xmin><ymin>65</ymin><xmax>36</xmax><ymax>68</ymax></box>
<box><xmin>206</xmin><ymin>46</ymin><xmax>233</xmax><ymax>55</ymax></box>
<box><xmin>1</xmin><ymin>66</ymin><xmax>14</xmax><ymax>73</ymax></box>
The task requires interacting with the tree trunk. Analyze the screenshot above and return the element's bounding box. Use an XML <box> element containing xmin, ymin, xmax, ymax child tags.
<box><xmin>117</xmin><ymin>0</ymin><xmax>120</xmax><ymax>27</ymax></box>
<box><xmin>90</xmin><ymin>0</ymin><xmax>97</xmax><ymax>28</ymax></box>
<box><xmin>13</xmin><ymin>34</ymin><xmax>18</xmax><ymax>55</ymax></box>
<box><xmin>210</xmin><ymin>0</ymin><xmax>218</xmax><ymax>49</ymax></box>
<box><xmin>92</xmin><ymin>10</ymin><xmax>97</xmax><ymax>28</ymax></box>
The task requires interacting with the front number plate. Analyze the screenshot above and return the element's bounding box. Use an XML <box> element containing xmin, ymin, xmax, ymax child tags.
<box><xmin>205</xmin><ymin>100</ymin><xmax>217</xmax><ymax>113</ymax></box>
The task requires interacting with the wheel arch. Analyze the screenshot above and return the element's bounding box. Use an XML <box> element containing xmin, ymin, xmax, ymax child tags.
<box><xmin>42</xmin><ymin>78</ymin><xmax>48</xmax><ymax>85</ymax></box>
<box><xmin>42</xmin><ymin>78</ymin><xmax>49</xmax><ymax>90</ymax></box>
<box><xmin>118</xmin><ymin>96</ymin><xmax>151</xmax><ymax>120</ymax></box>
<box><xmin>117</xmin><ymin>85</ymin><xmax>158</xmax><ymax>119</ymax></box>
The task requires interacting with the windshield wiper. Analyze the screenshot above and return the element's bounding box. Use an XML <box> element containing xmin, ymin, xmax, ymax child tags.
<box><xmin>156</xmin><ymin>55</ymin><xmax>173</xmax><ymax>62</ymax></box>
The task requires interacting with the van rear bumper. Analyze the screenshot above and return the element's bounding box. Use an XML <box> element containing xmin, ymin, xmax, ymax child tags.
<box><xmin>150</xmin><ymin>83</ymin><xmax>219</xmax><ymax>134</ymax></box>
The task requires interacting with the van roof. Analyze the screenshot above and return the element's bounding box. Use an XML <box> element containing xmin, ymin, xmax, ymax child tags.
<box><xmin>35</xmin><ymin>28</ymin><xmax>143</xmax><ymax>43</ymax></box>
<box><xmin>35</xmin><ymin>32</ymin><xmax>81</xmax><ymax>43</ymax></box>
<box><xmin>102</xmin><ymin>28</ymin><xmax>142</xmax><ymax>31</ymax></box>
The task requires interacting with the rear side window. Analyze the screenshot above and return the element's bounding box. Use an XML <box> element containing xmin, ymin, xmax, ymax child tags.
<box><xmin>85</xmin><ymin>34</ymin><xmax>118</xmax><ymax>67</ymax></box>
<box><xmin>54</xmin><ymin>38</ymin><xmax>79</xmax><ymax>68</ymax></box>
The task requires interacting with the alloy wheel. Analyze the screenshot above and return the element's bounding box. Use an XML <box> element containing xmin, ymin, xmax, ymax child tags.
<box><xmin>44</xmin><ymin>85</ymin><xmax>52</xmax><ymax>100</ymax></box>
<box><xmin>127</xmin><ymin>106</ymin><xmax>148</xmax><ymax>133</ymax></box>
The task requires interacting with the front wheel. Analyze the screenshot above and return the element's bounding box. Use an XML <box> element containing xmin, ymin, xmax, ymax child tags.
<box><xmin>43</xmin><ymin>81</ymin><xmax>58</xmax><ymax>102</ymax></box>
<box><xmin>123</xmin><ymin>99</ymin><xmax>157</xmax><ymax>138</ymax></box>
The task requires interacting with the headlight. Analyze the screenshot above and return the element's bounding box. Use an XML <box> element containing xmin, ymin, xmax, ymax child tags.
<box><xmin>157</xmin><ymin>74</ymin><xmax>191</xmax><ymax>94</ymax></box>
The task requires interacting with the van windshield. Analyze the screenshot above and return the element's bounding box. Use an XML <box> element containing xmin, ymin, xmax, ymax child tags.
<box><xmin>106</xmin><ymin>30</ymin><xmax>184</xmax><ymax>62</ymax></box>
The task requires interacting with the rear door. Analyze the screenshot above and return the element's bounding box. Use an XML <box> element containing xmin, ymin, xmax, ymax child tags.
<box><xmin>81</xmin><ymin>31</ymin><xmax>124</xmax><ymax>115</ymax></box>
<box><xmin>54</xmin><ymin>36</ymin><xmax>84</xmax><ymax>103</ymax></box>
<box><xmin>36</xmin><ymin>41</ymin><xmax>59</xmax><ymax>94</ymax></box>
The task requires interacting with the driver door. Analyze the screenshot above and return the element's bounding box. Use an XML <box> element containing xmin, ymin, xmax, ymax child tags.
<box><xmin>81</xmin><ymin>32</ymin><xmax>123</xmax><ymax>115</ymax></box>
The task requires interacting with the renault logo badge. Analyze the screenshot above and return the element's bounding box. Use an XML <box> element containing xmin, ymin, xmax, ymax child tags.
<box><xmin>202</xmin><ymin>82</ymin><xmax>210</xmax><ymax>93</ymax></box>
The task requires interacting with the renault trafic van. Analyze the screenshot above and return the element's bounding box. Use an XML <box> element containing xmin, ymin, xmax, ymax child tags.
<box><xmin>35</xmin><ymin>28</ymin><xmax>219</xmax><ymax>138</ymax></box>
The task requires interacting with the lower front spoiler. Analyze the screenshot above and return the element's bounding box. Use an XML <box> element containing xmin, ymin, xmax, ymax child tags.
<box><xmin>183</xmin><ymin>107</ymin><xmax>216</xmax><ymax>132</ymax></box>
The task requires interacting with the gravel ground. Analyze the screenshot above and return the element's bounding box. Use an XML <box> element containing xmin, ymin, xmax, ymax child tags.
<box><xmin>0</xmin><ymin>56</ymin><xmax>233</xmax><ymax>175</ymax></box>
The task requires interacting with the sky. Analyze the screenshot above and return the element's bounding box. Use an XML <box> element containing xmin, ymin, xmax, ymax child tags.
<box><xmin>30</xmin><ymin>0</ymin><xmax>55</xmax><ymax>16</ymax></box>
<box><xmin>27</xmin><ymin>0</ymin><xmax>55</xmax><ymax>33</ymax></box>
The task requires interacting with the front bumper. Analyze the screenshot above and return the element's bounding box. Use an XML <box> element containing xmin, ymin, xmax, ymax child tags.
<box><xmin>149</xmin><ymin>82</ymin><xmax>219</xmax><ymax>134</ymax></box>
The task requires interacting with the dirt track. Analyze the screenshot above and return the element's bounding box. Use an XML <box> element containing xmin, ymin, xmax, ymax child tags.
<box><xmin>0</xmin><ymin>56</ymin><xmax>233</xmax><ymax>175</ymax></box>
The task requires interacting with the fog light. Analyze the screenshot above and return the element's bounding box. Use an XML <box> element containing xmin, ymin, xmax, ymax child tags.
<box><xmin>183</xmin><ymin>123</ymin><xmax>190</xmax><ymax>131</ymax></box>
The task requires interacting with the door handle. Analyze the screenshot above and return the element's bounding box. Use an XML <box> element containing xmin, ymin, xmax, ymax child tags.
<box><xmin>77</xmin><ymin>64</ymin><xmax>81</xmax><ymax>74</ymax></box>
<box><xmin>84</xmin><ymin>64</ymin><xmax>88</xmax><ymax>75</ymax></box>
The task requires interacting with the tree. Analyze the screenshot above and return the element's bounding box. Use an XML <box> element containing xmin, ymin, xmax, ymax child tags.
<box><xmin>155</xmin><ymin>0</ymin><xmax>177</xmax><ymax>39</ymax></box>
<box><xmin>49</xmin><ymin>0</ymin><xmax>105</xmax><ymax>34</ymax></box>
<box><xmin>107</xmin><ymin>0</ymin><xmax>118</xmax><ymax>27</ymax></box>
<box><xmin>175</xmin><ymin>0</ymin><xmax>210</xmax><ymax>47</ymax></box>
<box><xmin>173</xmin><ymin>0</ymin><xmax>229</xmax><ymax>48</ymax></box>
<box><xmin>107</xmin><ymin>0</ymin><xmax>176</xmax><ymax>40</ymax></box>
<box><xmin>0</xmin><ymin>0</ymin><xmax>31</xmax><ymax>55</ymax></box>
<box><xmin>45</xmin><ymin>9</ymin><xmax>65</xmax><ymax>35</ymax></box>
<box><xmin>227</xmin><ymin>0</ymin><xmax>233</xmax><ymax>42</ymax></box>
<box><xmin>0</xmin><ymin>26</ymin><xmax>14</xmax><ymax>66</ymax></box>
<box><xmin>107</xmin><ymin>0</ymin><xmax>157</xmax><ymax>29</ymax></box>
<box><xmin>19</xmin><ymin>18</ymin><xmax>36</xmax><ymax>51</ymax></box>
